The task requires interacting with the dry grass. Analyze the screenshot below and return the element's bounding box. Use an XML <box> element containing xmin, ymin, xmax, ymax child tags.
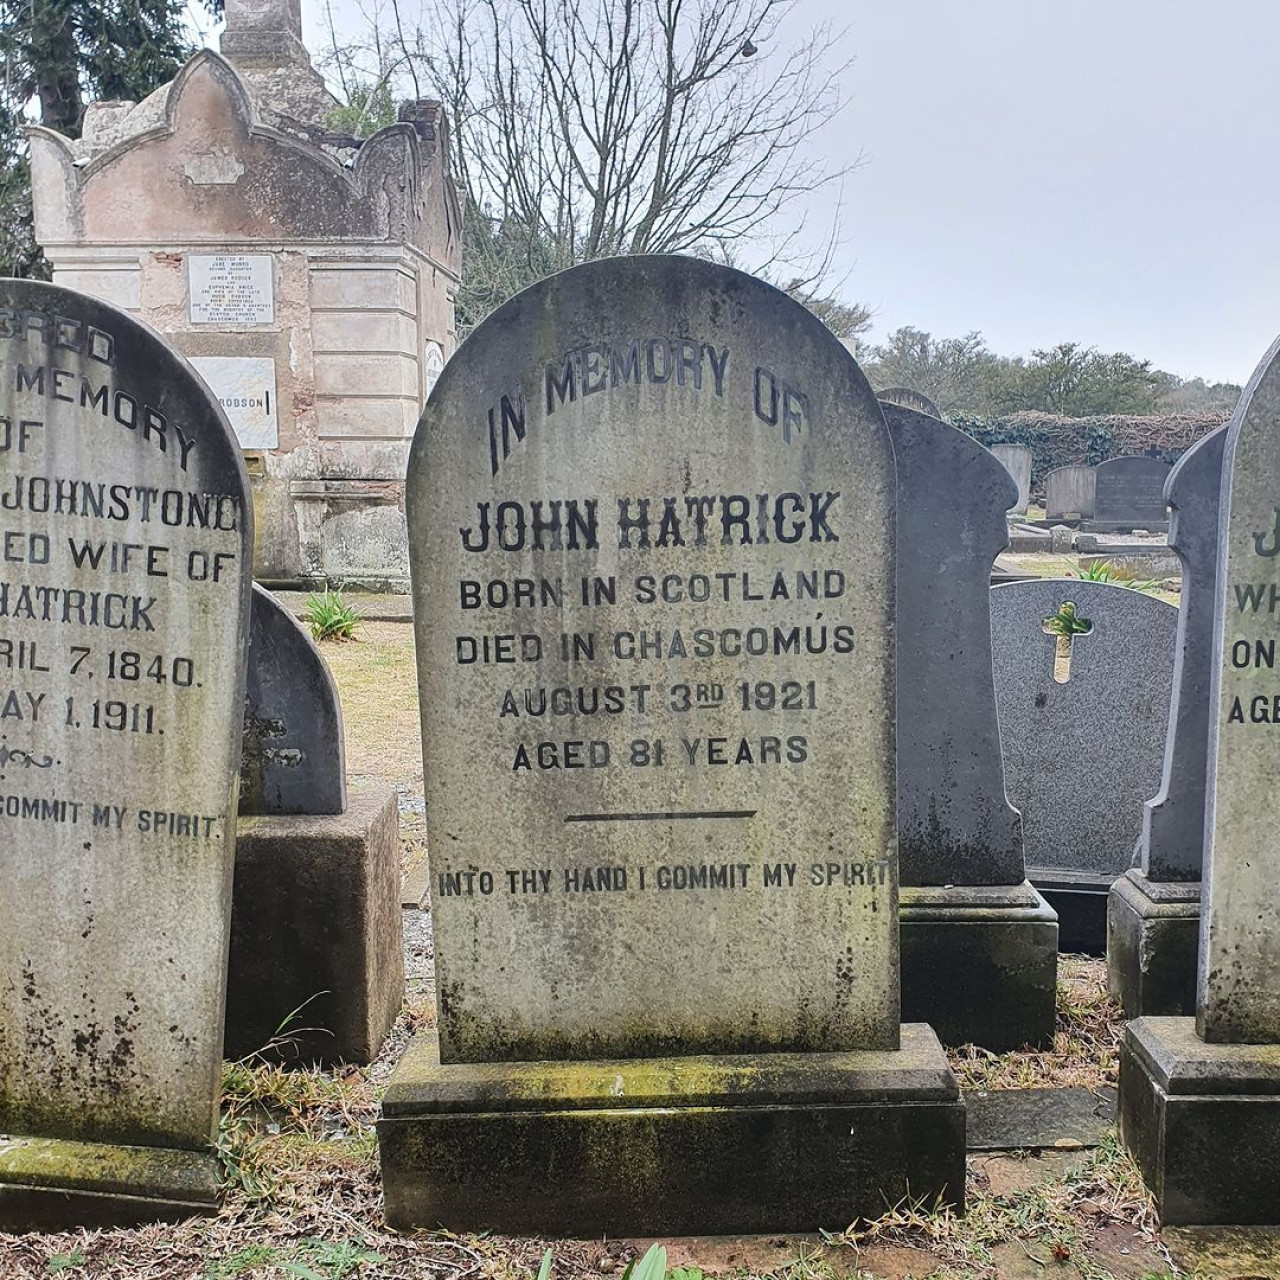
<box><xmin>320</xmin><ymin>621</ymin><xmax>421</xmax><ymax>787</ymax></box>
<box><xmin>948</xmin><ymin>956</ymin><xmax>1123</xmax><ymax>1093</ymax></box>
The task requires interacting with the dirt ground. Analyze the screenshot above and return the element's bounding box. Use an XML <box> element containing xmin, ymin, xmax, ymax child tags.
<box><xmin>2</xmin><ymin>608</ymin><xmax>1276</xmax><ymax>1279</ymax></box>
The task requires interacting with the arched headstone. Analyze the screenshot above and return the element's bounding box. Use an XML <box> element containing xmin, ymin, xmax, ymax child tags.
<box><xmin>380</xmin><ymin>257</ymin><xmax>963</xmax><ymax>1236</ymax></box>
<box><xmin>0</xmin><ymin>281</ymin><xmax>252</xmax><ymax>1228</ymax></box>
<box><xmin>991</xmin><ymin>579</ymin><xmax>1176</xmax><ymax>950</ymax></box>
<box><xmin>877</xmin><ymin>385</ymin><xmax>942</xmax><ymax>419</ymax></box>
<box><xmin>240</xmin><ymin>584</ymin><xmax>346</xmax><ymax>816</ymax></box>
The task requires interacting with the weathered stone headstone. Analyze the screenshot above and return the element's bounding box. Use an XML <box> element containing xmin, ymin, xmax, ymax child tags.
<box><xmin>885</xmin><ymin>403</ymin><xmax>1056</xmax><ymax>1050</ymax></box>
<box><xmin>1120</xmin><ymin>337</ymin><xmax>1280</xmax><ymax>1226</ymax></box>
<box><xmin>877</xmin><ymin>385</ymin><xmax>942</xmax><ymax>419</ymax></box>
<box><xmin>1044</xmin><ymin>465</ymin><xmax>1096</xmax><ymax>520</ymax></box>
<box><xmin>990</xmin><ymin>580</ymin><xmax>1176</xmax><ymax>951</ymax></box>
<box><xmin>240</xmin><ymin>584</ymin><xmax>345</xmax><ymax>816</ymax></box>
<box><xmin>991</xmin><ymin>444</ymin><xmax>1032</xmax><ymax>514</ymax></box>
<box><xmin>379</xmin><ymin>257</ymin><xmax>964</xmax><ymax>1236</ymax></box>
<box><xmin>1090</xmin><ymin>456</ymin><xmax>1171</xmax><ymax>532</ymax></box>
<box><xmin>1108</xmin><ymin>427</ymin><xmax>1225</xmax><ymax>1017</ymax></box>
<box><xmin>0</xmin><ymin>280</ymin><xmax>252</xmax><ymax>1227</ymax></box>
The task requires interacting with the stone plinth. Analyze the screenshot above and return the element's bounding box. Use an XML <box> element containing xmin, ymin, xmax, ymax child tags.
<box><xmin>379</xmin><ymin>1027</ymin><xmax>965</xmax><ymax>1235</ymax></box>
<box><xmin>1120</xmin><ymin>1018</ymin><xmax>1280</xmax><ymax>1225</ymax></box>
<box><xmin>1108</xmin><ymin>872</ymin><xmax>1200</xmax><ymax>1020</ymax></box>
<box><xmin>900</xmin><ymin>884</ymin><xmax>1057</xmax><ymax>1051</ymax></box>
<box><xmin>225</xmin><ymin>788</ymin><xmax>403</xmax><ymax>1065</ymax></box>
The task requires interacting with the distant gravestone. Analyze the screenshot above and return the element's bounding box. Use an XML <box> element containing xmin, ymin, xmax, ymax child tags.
<box><xmin>885</xmin><ymin>402</ymin><xmax>1055</xmax><ymax>1051</ymax></box>
<box><xmin>1044</xmin><ymin>465</ymin><xmax>1096</xmax><ymax>520</ymax></box>
<box><xmin>1119</xmin><ymin>337</ymin><xmax>1280</xmax><ymax>1227</ymax></box>
<box><xmin>877</xmin><ymin>386</ymin><xmax>942</xmax><ymax>419</ymax></box>
<box><xmin>240</xmin><ymin>584</ymin><xmax>346</xmax><ymax>816</ymax></box>
<box><xmin>380</xmin><ymin>257</ymin><xmax>963</xmax><ymax>1236</ymax></box>
<box><xmin>0</xmin><ymin>280</ymin><xmax>252</xmax><ymax>1228</ymax></box>
<box><xmin>1108</xmin><ymin>428</ymin><xmax>1225</xmax><ymax>1017</ymax></box>
<box><xmin>1091</xmin><ymin>456</ymin><xmax>1171</xmax><ymax>531</ymax></box>
<box><xmin>991</xmin><ymin>580</ymin><xmax>1176</xmax><ymax>948</ymax></box>
<box><xmin>991</xmin><ymin>444</ymin><xmax>1032</xmax><ymax>514</ymax></box>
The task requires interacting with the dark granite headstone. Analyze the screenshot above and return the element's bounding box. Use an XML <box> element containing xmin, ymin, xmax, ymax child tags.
<box><xmin>1108</xmin><ymin>428</ymin><xmax>1225</xmax><ymax>1016</ymax></box>
<box><xmin>1091</xmin><ymin>456</ymin><xmax>1171</xmax><ymax>531</ymax></box>
<box><xmin>991</xmin><ymin>579</ymin><xmax>1177</xmax><ymax>949</ymax></box>
<box><xmin>886</xmin><ymin>404</ymin><xmax>1023</xmax><ymax>886</ymax></box>
<box><xmin>380</xmin><ymin>256</ymin><xmax>964</xmax><ymax>1235</ymax></box>
<box><xmin>240</xmin><ymin>584</ymin><xmax>346</xmax><ymax>816</ymax></box>
<box><xmin>886</xmin><ymin>403</ymin><xmax>1056</xmax><ymax>1050</ymax></box>
<box><xmin>0</xmin><ymin>280</ymin><xmax>252</xmax><ymax>1228</ymax></box>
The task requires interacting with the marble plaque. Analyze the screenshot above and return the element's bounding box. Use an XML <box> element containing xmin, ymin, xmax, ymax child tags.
<box><xmin>0</xmin><ymin>281</ymin><xmax>252</xmax><ymax>1149</ymax></box>
<box><xmin>189</xmin><ymin>356</ymin><xmax>278</xmax><ymax>449</ymax></box>
<box><xmin>407</xmin><ymin>257</ymin><xmax>899</xmax><ymax>1063</ymax></box>
<box><xmin>188</xmin><ymin>254</ymin><xmax>274</xmax><ymax>325</ymax></box>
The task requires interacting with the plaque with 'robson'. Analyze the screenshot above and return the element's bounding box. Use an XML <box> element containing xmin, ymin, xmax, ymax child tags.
<box><xmin>408</xmin><ymin>257</ymin><xmax>898</xmax><ymax>1063</ymax></box>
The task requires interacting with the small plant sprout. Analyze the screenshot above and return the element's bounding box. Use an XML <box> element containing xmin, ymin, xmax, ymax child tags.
<box><xmin>304</xmin><ymin>589</ymin><xmax>361</xmax><ymax>642</ymax></box>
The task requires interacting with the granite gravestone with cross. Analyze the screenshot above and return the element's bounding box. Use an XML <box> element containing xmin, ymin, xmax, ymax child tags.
<box><xmin>991</xmin><ymin>444</ymin><xmax>1032</xmax><ymax>514</ymax></box>
<box><xmin>1044</xmin><ymin>465</ymin><xmax>1096</xmax><ymax>521</ymax></box>
<box><xmin>1120</xmin><ymin>336</ymin><xmax>1280</xmax><ymax>1226</ymax></box>
<box><xmin>1089</xmin><ymin>456</ymin><xmax>1171</xmax><ymax>532</ymax></box>
<box><xmin>379</xmin><ymin>257</ymin><xmax>965</xmax><ymax>1236</ymax></box>
<box><xmin>0</xmin><ymin>281</ymin><xmax>252</xmax><ymax>1228</ymax></box>
<box><xmin>1108</xmin><ymin>426</ymin><xmax>1226</xmax><ymax>1017</ymax></box>
<box><xmin>990</xmin><ymin>579</ymin><xmax>1177</xmax><ymax>952</ymax></box>
<box><xmin>884</xmin><ymin>402</ymin><xmax>1056</xmax><ymax>1051</ymax></box>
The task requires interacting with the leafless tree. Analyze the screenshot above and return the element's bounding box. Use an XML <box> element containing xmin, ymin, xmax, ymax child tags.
<box><xmin>326</xmin><ymin>0</ymin><xmax>855</xmax><ymax>327</ymax></box>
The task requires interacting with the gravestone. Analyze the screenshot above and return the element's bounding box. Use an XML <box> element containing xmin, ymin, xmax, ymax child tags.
<box><xmin>226</xmin><ymin>586</ymin><xmax>402</xmax><ymax>1065</ymax></box>
<box><xmin>1119</xmin><ymin>336</ymin><xmax>1280</xmax><ymax>1226</ymax></box>
<box><xmin>991</xmin><ymin>444</ymin><xmax>1032</xmax><ymax>514</ymax></box>
<box><xmin>0</xmin><ymin>280</ymin><xmax>252</xmax><ymax>1228</ymax></box>
<box><xmin>877</xmin><ymin>385</ymin><xmax>942</xmax><ymax>419</ymax></box>
<box><xmin>1109</xmin><ymin>428</ymin><xmax>1225</xmax><ymax>1017</ymax></box>
<box><xmin>990</xmin><ymin>580</ymin><xmax>1177</xmax><ymax>952</ymax></box>
<box><xmin>379</xmin><ymin>257</ymin><xmax>965</xmax><ymax>1236</ymax></box>
<box><xmin>1044</xmin><ymin>465</ymin><xmax>1096</xmax><ymax>520</ymax></box>
<box><xmin>1089</xmin><ymin>456</ymin><xmax>1171</xmax><ymax>532</ymax></box>
<box><xmin>884</xmin><ymin>402</ymin><xmax>1056</xmax><ymax>1050</ymax></box>
<box><xmin>240</xmin><ymin>584</ymin><xmax>345</xmax><ymax>816</ymax></box>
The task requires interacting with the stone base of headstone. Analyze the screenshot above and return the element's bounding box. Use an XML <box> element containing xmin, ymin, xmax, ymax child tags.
<box><xmin>378</xmin><ymin>1026</ymin><xmax>966</xmax><ymax>1235</ymax></box>
<box><xmin>224</xmin><ymin>787</ymin><xmax>404</xmax><ymax>1065</ymax></box>
<box><xmin>1119</xmin><ymin>1017</ymin><xmax>1280</xmax><ymax>1225</ymax></box>
<box><xmin>900</xmin><ymin>883</ymin><xmax>1058</xmax><ymax>1051</ymax></box>
<box><xmin>0</xmin><ymin>1137</ymin><xmax>219</xmax><ymax>1231</ymax></box>
<box><xmin>1106</xmin><ymin>872</ymin><xmax>1199</xmax><ymax>1018</ymax></box>
<box><xmin>1080</xmin><ymin>520</ymin><xmax>1170</xmax><ymax>535</ymax></box>
<box><xmin>1027</xmin><ymin>870</ymin><xmax>1113</xmax><ymax>955</ymax></box>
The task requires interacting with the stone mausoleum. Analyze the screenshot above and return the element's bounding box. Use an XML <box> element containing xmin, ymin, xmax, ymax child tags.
<box><xmin>27</xmin><ymin>0</ymin><xmax>462</xmax><ymax>588</ymax></box>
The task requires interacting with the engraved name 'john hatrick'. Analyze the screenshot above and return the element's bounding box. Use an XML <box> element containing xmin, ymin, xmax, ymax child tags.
<box><xmin>484</xmin><ymin>338</ymin><xmax>812</xmax><ymax>476</ymax></box>
<box><xmin>460</xmin><ymin>492</ymin><xmax>840</xmax><ymax>553</ymax></box>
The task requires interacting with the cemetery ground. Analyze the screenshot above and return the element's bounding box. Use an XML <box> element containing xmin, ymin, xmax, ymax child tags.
<box><xmin>0</xmin><ymin>593</ymin><xmax>1271</xmax><ymax>1279</ymax></box>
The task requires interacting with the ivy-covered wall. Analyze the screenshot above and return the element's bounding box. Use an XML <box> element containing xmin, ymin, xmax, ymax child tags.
<box><xmin>949</xmin><ymin>411</ymin><xmax>1225</xmax><ymax>487</ymax></box>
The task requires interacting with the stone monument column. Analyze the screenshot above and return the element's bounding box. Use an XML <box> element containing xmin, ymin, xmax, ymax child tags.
<box><xmin>378</xmin><ymin>257</ymin><xmax>965</xmax><ymax>1235</ymax></box>
<box><xmin>1119</xmin><ymin>336</ymin><xmax>1280</xmax><ymax>1226</ymax></box>
<box><xmin>1107</xmin><ymin>425</ymin><xmax>1226</xmax><ymax>1017</ymax></box>
<box><xmin>220</xmin><ymin>0</ymin><xmax>309</xmax><ymax>67</ymax></box>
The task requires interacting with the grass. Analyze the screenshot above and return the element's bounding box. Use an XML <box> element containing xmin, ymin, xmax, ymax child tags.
<box><xmin>949</xmin><ymin>956</ymin><xmax>1123</xmax><ymax>1092</ymax></box>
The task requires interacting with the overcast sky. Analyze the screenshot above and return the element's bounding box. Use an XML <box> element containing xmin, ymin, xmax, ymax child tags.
<box><xmin>277</xmin><ymin>0</ymin><xmax>1280</xmax><ymax>383</ymax></box>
